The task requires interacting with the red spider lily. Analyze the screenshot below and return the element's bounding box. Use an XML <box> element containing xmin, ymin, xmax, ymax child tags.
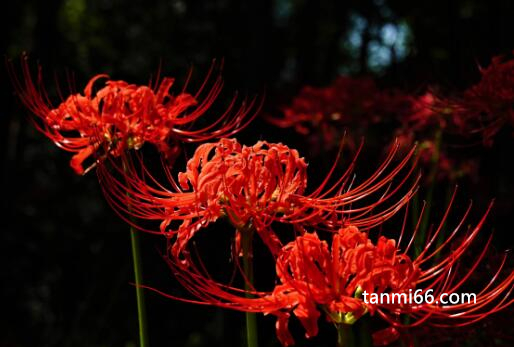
<box><xmin>99</xmin><ymin>138</ymin><xmax>308</xmax><ymax>257</ymax></box>
<box><xmin>452</xmin><ymin>53</ymin><xmax>514</xmax><ymax>145</ymax></box>
<box><xmin>398</xmin><ymin>92</ymin><xmax>446</xmax><ymax>132</ymax></box>
<box><xmin>98</xmin><ymin>137</ymin><xmax>419</xmax><ymax>260</ymax></box>
<box><xmin>267</xmin><ymin>76</ymin><xmax>429</xmax><ymax>151</ymax></box>
<box><xmin>266</xmin><ymin>227</ymin><xmax>419</xmax><ymax>346</ymax></box>
<box><xmin>8</xmin><ymin>57</ymin><xmax>257</xmax><ymax>174</ymax></box>
<box><xmin>147</xmin><ymin>196</ymin><xmax>513</xmax><ymax>347</ymax></box>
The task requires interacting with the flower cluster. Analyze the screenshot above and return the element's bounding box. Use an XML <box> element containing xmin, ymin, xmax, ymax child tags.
<box><xmin>267</xmin><ymin>62</ymin><xmax>514</xmax><ymax>183</ymax></box>
<box><xmin>97</xmin><ymin>135</ymin><xmax>513</xmax><ymax>346</ymax></box>
<box><xmin>13</xmin><ymin>55</ymin><xmax>514</xmax><ymax>347</ymax></box>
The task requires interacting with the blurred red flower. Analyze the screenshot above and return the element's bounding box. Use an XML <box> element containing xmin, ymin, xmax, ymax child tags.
<box><xmin>453</xmin><ymin>53</ymin><xmax>514</xmax><ymax>145</ymax></box>
<box><xmin>267</xmin><ymin>76</ymin><xmax>430</xmax><ymax>152</ymax></box>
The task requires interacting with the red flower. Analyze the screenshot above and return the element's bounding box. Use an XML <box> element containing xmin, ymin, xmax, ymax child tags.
<box><xmin>98</xmin><ymin>137</ymin><xmax>418</xmax><ymax>260</ymax></box>
<box><xmin>9</xmin><ymin>57</ymin><xmax>257</xmax><ymax>174</ymax></box>
<box><xmin>399</xmin><ymin>92</ymin><xmax>445</xmax><ymax>132</ymax></box>
<box><xmin>99</xmin><ymin>138</ymin><xmax>308</xmax><ymax>257</ymax></box>
<box><xmin>264</xmin><ymin>226</ymin><xmax>421</xmax><ymax>346</ymax></box>
<box><xmin>266</xmin><ymin>226</ymin><xmax>419</xmax><ymax>345</ymax></box>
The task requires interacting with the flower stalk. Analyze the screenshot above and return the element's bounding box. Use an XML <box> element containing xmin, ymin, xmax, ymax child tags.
<box><xmin>414</xmin><ymin>129</ymin><xmax>442</xmax><ymax>256</ymax></box>
<box><xmin>241</xmin><ymin>223</ymin><xmax>258</xmax><ymax>347</ymax></box>
<box><xmin>336</xmin><ymin>323</ymin><xmax>354</xmax><ymax>347</ymax></box>
<box><xmin>124</xmin><ymin>161</ymin><xmax>149</xmax><ymax>347</ymax></box>
<box><xmin>130</xmin><ymin>225</ymin><xmax>149</xmax><ymax>347</ymax></box>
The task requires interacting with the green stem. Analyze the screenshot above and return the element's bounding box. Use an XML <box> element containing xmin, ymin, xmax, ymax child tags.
<box><xmin>241</xmin><ymin>225</ymin><xmax>258</xmax><ymax>347</ymax></box>
<box><xmin>336</xmin><ymin>323</ymin><xmax>354</xmax><ymax>347</ymax></box>
<box><xmin>123</xmin><ymin>161</ymin><xmax>149</xmax><ymax>347</ymax></box>
<box><xmin>414</xmin><ymin>130</ymin><xmax>442</xmax><ymax>257</ymax></box>
<box><xmin>130</xmin><ymin>225</ymin><xmax>149</xmax><ymax>347</ymax></box>
<box><xmin>357</xmin><ymin>315</ymin><xmax>372</xmax><ymax>347</ymax></box>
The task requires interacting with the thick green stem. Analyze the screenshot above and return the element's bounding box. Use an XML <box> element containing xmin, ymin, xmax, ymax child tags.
<box><xmin>357</xmin><ymin>315</ymin><xmax>372</xmax><ymax>347</ymax></box>
<box><xmin>130</xmin><ymin>225</ymin><xmax>149</xmax><ymax>347</ymax></box>
<box><xmin>241</xmin><ymin>225</ymin><xmax>258</xmax><ymax>347</ymax></box>
<box><xmin>336</xmin><ymin>324</ymin><xmax>354</xmax><ymax>347</ymax></box>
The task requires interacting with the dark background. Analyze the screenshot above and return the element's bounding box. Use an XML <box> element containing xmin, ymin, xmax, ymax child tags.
<box><xmin>1</xmin><ymin>1</ymin><xmax>514</xmax><ymax>346</ymax></box>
